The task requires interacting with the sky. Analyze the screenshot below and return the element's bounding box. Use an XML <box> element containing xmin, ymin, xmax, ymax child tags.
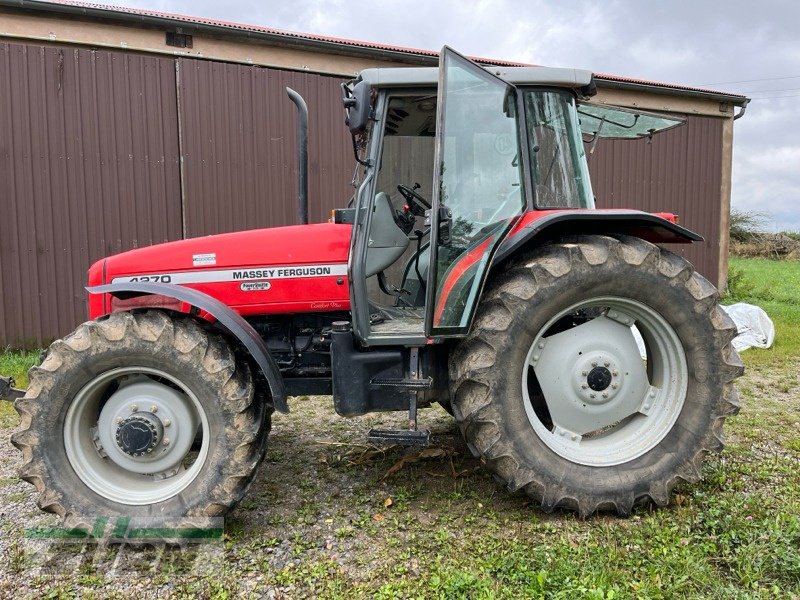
<box><xmin>95</xmin><ymin>0</ymin><xmax>800</xmax><ymax>231</ymax></box>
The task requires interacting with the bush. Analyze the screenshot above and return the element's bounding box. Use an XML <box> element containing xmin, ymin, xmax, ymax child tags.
<box><xmin>729</xmin><ymin>209</ymin><xmax>768</xmax><ymax>243</ymax></box>
<box><xmin>784</xmin><ymin>231</ymin><xmax>800</xmax><ymax>242</ymax></box>
<box><xmin>729</xmin><ymin>210</ymin><xmax>800</xmax><ymax>259</ymax></box>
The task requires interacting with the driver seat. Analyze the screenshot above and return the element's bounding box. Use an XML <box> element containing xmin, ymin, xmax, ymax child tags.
<box><xmin>365</xmin><ymin>192</ymin><xmax>411</xmax><ymax>277</ymax></box>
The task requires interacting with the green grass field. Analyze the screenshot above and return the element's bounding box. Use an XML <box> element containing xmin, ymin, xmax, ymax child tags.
<box><xmin>0</xmin><ymin>257</ymin><xmax>798</xmax><ymax>599</ymax></box>
<box><xmin>0</xmin><ymin>351</ymin><xmax>38</xmax><ymax>388</ymax></box>
<box><xmin>727</xmin><ymin>257</ymin><xmax>800</xmax><ymax>364</ymax></box>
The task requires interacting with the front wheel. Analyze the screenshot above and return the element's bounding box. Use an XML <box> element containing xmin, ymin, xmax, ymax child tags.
<box><xmin>450</xmin><ymin>235</ymin><xmax>743</xmax><ymax>516</ymax></box>
<box><xmin>12</xmin><ymin>311</ymin><xmax>271</xmax><ymax>523</ymax></box>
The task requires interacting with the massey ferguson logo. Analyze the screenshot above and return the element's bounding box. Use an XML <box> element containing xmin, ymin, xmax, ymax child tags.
<box><xmin>232</xmin><ymin>266</ymin><xmax>332</xmax><ymax>280</ymax></box>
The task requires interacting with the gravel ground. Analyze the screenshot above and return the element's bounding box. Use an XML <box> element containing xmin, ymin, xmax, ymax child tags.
<box><xmin>0</xmin><ymin>360</ymin><xmax>798</xmax><ymax>598</ymax></box>
<box><xmin>0</xmin><ymin>398</ymin><xmax>483</xmax><ymax>598</ymax></box>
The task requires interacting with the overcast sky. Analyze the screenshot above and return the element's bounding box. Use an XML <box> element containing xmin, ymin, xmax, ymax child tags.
<box><xmin>97</xmin><ymin>0</ymin><xmax>800</xmax><ymax>231</ymax></box>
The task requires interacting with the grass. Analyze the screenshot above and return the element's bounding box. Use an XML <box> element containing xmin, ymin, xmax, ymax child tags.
<box><xmin>0</xmin><ymin>257</ymin><xmax>798</xmax><ymax>598</ymax></box>
<box><xmin>726</xmin><ymin>256</ymin><xmax>800</xmax><ymax>364</ymax></box>
<box><xmin>0</xmin><ymin>350</ymin><xmax>39</xmax><ymax>388</ymax></box>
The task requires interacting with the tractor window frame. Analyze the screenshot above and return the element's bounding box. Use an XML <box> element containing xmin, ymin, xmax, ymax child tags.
<box><xmin>349</xmin><ymin>86</ymin><xmax>436</xmax><ymax>347</ymax></box>
<box><xmin>520</xmin><ymin>87</ymin><xmax>595</xmax><ymax>211</ymax></box>
<box><xmin>425</xmin><ymin>47</ymin><xmax>528</xmax><ymax>338</ymax></box>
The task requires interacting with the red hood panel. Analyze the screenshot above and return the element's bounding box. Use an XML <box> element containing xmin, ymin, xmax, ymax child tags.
<box><xmin>92</xmin><ymin>223</ymin><xmax>353</xmax><ymax>319</ymax></box>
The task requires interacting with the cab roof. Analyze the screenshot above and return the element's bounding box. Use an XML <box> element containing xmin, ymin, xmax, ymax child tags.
<box><xmin>358</xmin><ymin>66</ymin><xmax>595</xmax><ymax>96</ymax></box>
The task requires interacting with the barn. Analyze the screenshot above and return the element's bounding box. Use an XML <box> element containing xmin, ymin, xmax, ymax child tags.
<box><xmin>0</xmin><ymin>0</ymin><xmax>748</xmax><ymax>347</ymax></box>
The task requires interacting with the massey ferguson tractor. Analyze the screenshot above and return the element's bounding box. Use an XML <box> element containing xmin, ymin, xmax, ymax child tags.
<box><xmin>9</xmin><ymin>48</ymin><xmax>743</xmax><ymax>521</ymax></box>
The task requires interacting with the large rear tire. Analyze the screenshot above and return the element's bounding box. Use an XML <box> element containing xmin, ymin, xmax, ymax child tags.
<box><xmin>450</xmin><ymin>235</ymin><xmax>743</xmax><ymax>516</ymax></box>
<box><xmin>12</xmin><ymin>310</ymin><xmax>271</xmax><ymax>523</ymax></box>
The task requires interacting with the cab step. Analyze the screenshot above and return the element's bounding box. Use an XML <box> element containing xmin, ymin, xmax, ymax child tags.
<box><xmin>370</xmin><ymin>377</ymin><xmax>432</xmax><ymax>390</ymax></box>
<box><xmin>367</xmin><ymin>428</ymin><xmax>431</xmax><ymax>447</ymax></box>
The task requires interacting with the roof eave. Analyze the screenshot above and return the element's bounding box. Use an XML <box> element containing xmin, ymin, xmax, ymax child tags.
<box><xmin>2</xmin><ymin>0</ymin><xmax>445</xmax><ymax>65</ymax></box>
<box><xmin>1</xmin><ymin>0</ymin><xmax>751</xmax><ymax>104</ymax></box>
<box><xmin>595</xmin><ymin>76</ymin><xmax>749</xmax><ymax>106</ymax></box>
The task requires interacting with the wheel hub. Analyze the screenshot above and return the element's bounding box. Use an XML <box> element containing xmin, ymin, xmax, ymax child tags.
<box><xmin>91</xmin><ymin>377</ymin><xmax>199</xmax><ymax>476</ymax></box>
<box><xmin>115</xmin><ymin>412</ymin><xmax>164</xmax><ymax>457</ymax></box>
<box><xmin>570</xmin><ymin>351</ymin><xmax>624</xmax><ymax>406</ymax></box>
<box><xmin>586</xmin><ymin>366</ymin><xmax>612</xmax><ymax>391</ymax></box>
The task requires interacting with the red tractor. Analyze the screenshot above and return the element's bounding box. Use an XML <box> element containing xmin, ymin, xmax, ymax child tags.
<box><xmin>10</xmin><ymin>48</ymin><xmax>742</xmax><ymax>521</ymax></box>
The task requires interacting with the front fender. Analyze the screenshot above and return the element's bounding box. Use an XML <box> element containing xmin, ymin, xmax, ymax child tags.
<box><xmin>88</xmin><ymin>282</ymin><xmax>288</xmax><ymax>413</ymax></box>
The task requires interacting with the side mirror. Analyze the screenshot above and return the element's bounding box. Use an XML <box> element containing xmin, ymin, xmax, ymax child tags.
<box><xmin>341</xmin><ymin>79</ymin><xmax>372</xmax><ymax>135</ymax></box>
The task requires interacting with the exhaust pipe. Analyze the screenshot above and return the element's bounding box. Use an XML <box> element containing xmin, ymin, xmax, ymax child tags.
<box><xmin>286</xmin><ymin>87</ymin><xmax>309</xmax><ymax>225</ymax></box>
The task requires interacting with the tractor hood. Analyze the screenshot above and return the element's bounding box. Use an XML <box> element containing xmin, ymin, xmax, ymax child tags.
<box><xmin>88</xmin><ymin>223</ymin><xmax>353</xmax><ymax>319</ymax></box>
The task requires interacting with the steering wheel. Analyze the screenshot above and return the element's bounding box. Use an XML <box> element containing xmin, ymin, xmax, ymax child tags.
<box><xmin>397</xmin><ymin>184</ymin><xmax>431</xmax><ymax>216</ymax></box>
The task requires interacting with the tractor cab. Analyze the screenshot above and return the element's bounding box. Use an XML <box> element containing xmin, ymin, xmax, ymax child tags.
<box><xmin>340</xmin><ymin>47</ymin><xmax>681</xmax><ymax>346</ymax></box>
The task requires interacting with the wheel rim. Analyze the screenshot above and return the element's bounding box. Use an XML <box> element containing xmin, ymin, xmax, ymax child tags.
<box><xmin>521</xmin><ymin>296</ymin><xmax>688</xmax><ymax>467</ymax></box>
<box><xmin>64</xmin><ymin>366</ymin><xmax>210</xmax><ymax>505</ymax></box>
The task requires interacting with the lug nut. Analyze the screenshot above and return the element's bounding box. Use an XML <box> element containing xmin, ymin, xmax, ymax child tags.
<box><xmin>590</xmin><ymin>393</ymin><xmax>596</xmax><ymax>399</ymax></box>
<box><xmin>612</xmin><ymin>371</ymin><xmax>618</xmax><ymax>377</ymax></box>
<box><xmin>604</xmin><ymin>361</ymin><xmax>610</xmax><ymax>367</ymax></box>
<box><xmin>115</xmin><ymin>417</ymin><xmax>123</xmax><ymax>425</ymax></box>
<box><xmin>591</xmin><ymin>362</ymin><xmax>597</xmax><ymax>367</ymax></box>
<box><xmin>130</xmin><ymin>404</ymin><xmax>138</xmax><ymax>412</ymax></box>
<box><xmin>581</xmin><ymin>370</ymin><xmax>588</xmax><ymax>376</ymax></box>
<box><xmin>150</xmin><ymin>405</ymin><xmax>158</xmax><ymax>413</ymax></box>
<box><xmin>163</xmin><ymin>438</ymin><xmax>170</xmax><ymax>446</ymax></box>
<box><xmin>611</xmin><ymin>384</ymin><xmax>618</xmax><ymax>389</ymax></box>
<box><xmin>602</xmin><ymin>392</ymin><xmax>608</xmax><ymax>398</ymax></box>
<box><xmin>163</xmin><ymin>419</ymin><xmax>172</xmax><ymax>428</ymax></box>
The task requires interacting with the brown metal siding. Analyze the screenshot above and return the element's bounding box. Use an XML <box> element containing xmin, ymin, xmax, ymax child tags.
<box><xmin>0</xmin><ymin>42</ymin><xmax>182</xmax><ymax>347</ymax></box>
<box><xmin>176</xmin><ymin>58</ymin><xmax>353</xmax><ymax>236</ymax></box>
<box><xmin>0</xmin><ymin>41</ymin><xmax>727</xmax><ymax>348</ymax></box>
<box><xmin>587</xmin><ymin>115</ymin><xmax>723</xmax><ymax>282</ymax></box>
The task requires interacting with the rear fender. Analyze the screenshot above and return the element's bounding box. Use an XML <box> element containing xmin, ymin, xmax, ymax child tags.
<box><xmin>493</xmin><ymin>210</ymin><xmax>703</xmax><ymax>265</ymax></box>
<box><xmin>88</xmin><ymin>282</ymin><xmax>288</xmax><ymax>413</ymax></box>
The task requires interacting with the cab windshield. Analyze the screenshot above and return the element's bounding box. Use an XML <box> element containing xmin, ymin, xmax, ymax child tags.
<box><xmin>524</xmin><ymin>90</ymin><xmax>594</xmax><ymax>209</ymax></box>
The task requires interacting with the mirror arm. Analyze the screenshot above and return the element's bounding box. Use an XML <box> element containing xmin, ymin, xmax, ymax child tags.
<box><xmin>351</xmin><ymin>135</ymin><xmax>372</xmax><ymax>167</ymax></box>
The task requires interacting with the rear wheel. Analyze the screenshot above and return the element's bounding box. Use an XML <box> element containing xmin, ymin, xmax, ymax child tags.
<box><xmin>450</xmin><ymin>235</ymin><xmax>743</xmax><ymax>516</ymax></box>
<box><xmin>12</xmin><ymin>311</ymin><xmax>271</xmax><ymax>523</ymax></box>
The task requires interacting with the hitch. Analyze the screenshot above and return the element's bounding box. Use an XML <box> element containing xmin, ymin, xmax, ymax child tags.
<box><xmin>0</xmin><ymin>376</ymin><xmax>25</xmax><ymax>402</ymax></box>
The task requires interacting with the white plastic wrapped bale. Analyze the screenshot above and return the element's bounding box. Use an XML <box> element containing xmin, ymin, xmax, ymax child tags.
<box><xmin>721</xmin><ymin>303</ymin><xmax>775</xmax><ymax>352</ymax></box>
<box><xmin>631</xmin><ymin>302</ymin><xmax>774</xmax><ymax>357</ymax></box>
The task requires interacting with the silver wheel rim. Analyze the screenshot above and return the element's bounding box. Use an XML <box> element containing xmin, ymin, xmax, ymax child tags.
<box><xmin>521</xmin><ymin>296</ymin><xmax>688</xmax><ymax>467</ymax></box>
<box><xmin>64</xmin><ymin>366</ymin><xmax>210</xmax><ymax>505</ymax></box>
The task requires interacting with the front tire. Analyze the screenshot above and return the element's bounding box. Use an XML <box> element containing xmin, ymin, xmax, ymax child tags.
<box><xmin>450</xmin><ymin>235</ymin><xmax>743</xmax><ymax>516</ymax></box>
<box><xmin>12</xmin><ymin>310</ymin><xmax>271</xmax><ymax>523</ymax></box>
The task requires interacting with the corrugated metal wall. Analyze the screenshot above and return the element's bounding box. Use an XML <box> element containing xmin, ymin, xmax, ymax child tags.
<box><xmin>0</xmin><ymin>40</ymin><xmax>727</xmax><ymax>348</ymax></box>
<box><xmin>588</xmin><ymin>116</ymin><xmax>723</xmax><ymax>281</ymax></box>
<box><xmin>0</xmin><ymin>42</ymin><xmax>182</xmax><ymax>347</ymax></box>
<box><xmin>177</xmin><ymin>58</ymin><xmax>353</xmax><ymax>236</ymax></box>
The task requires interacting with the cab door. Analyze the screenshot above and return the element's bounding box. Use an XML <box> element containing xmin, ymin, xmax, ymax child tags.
<box><xmin>425</xmin><ymin>47</ymin><xmax>527</xmax><ymax>336</ymax></box>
